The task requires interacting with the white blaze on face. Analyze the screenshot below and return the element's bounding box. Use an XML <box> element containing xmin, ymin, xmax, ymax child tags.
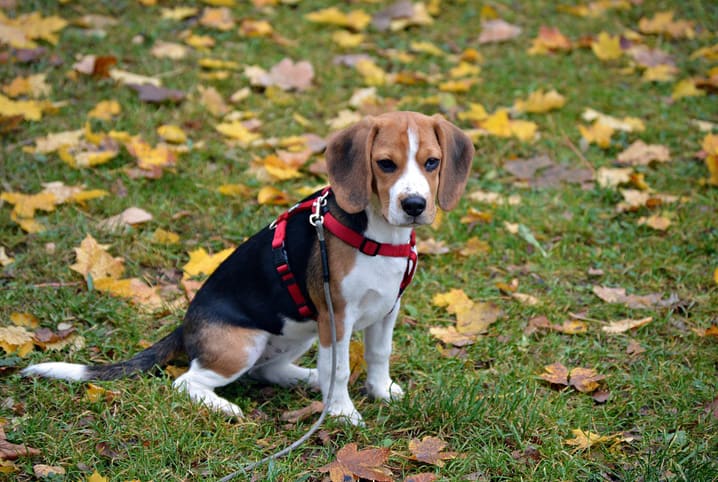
<box><xmin>387</xmin><ymin>126</ymin><xmax>431</xmax><ymax>224</ymax></box>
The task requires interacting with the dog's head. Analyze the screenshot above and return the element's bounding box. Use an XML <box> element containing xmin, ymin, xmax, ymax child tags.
<box><xmin>325</xmin><ymin>111</ymin><xmax>474</xmax><ymax>226</ymax></box>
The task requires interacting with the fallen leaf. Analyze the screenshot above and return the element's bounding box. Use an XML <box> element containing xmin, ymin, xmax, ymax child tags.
<box><xmin>70</xmin><ymin>234</ymin><xmax>125</xmax><ymax>281</ymax></box>
<box><xmin>405</xmin><ymin>474</ymin><xmax>438</xmax><ymax>482</ymax></box>
<box><xmin>157</xmin><ymin>124</ymin><xmax>187</xmax><ymax>144</ymax></box>
<box><xmin>305</xmin><ymin>7</ymin><xmax>371</xmax><ymax>31</ymax></box>
<box><xmin>87</xmin><ymin>470</ymin><xmax>109</xmax><ymax>482</ymax></box>
<box><xmin>409</xmin><ymin>436</ymin><xmax>458</xmax><ymax>467</ymax></box>
<box><xmin>617</xmin><ymin>140</ymin><xmax>670</xmax><ymax>166</ymax></box>
<box><xmin>280</xmin><ymin>400</ymin><xmax>324</xmax><ymax>423</ymax></box>
<box><xmin>672</xmin><ymin>79</ymin><xmax>705</xmax><ymax>100</ymax></box>
<box><xmin>591</xmin><ymin>32</ymin><xmax>622</xmax><ymax>61</ymax></box>
<box><xmin>528</xmin><ymin>26</ymin><xmax>572</xmax><ymax>55</ymax></box>
<box><xmin>100</xmin><ymin>207</ymin><xmax>153</xmax><ymax>230</ymax></box>
<box><xmin>182</xmin><ymin>247</ymin><xmax>234</xmax><ymax>279</ymax></box>
<box><xmin>602</xmin><ymin>317</ymin><xmax>653</xmax><ymax>334</ymax></box>
<box><xmin>84</xmin><ymin>383</ymin><xmax>120</xmax><ymax>403</ymax></box>
<box><xmin>478</xmin><ymin>19</ymin><xmax>522</xmax><ymax>44</ymax></box>
<box><xmin>596</xmin><ymin>167</ymin><xmax>633</xmax><ymax>188</ymax></box>
<box><xmin>504</xmin><ymin>155</ymin><xmax>554</xmax><ymax>180</ymax></box>
<box><xmin>150</xmin><ymin>40</ymin><xmax>188</xmax><ymax>60</ymax></box>
<box><xmin>565</xmin><ymin>429</ymin><xmax>619</xmax><ymax>450</ymax></box>
<box><xmin>0</xmin><ymin>424</ymin><xmax>40</xmax><ymax>460</ymax></box>
<box><xmin>0</xmin><ymin>325</ymin><xmax>34</xmax><ymax>357</ymax></box>
<box><xmin>257</xmin><ymin>186</ymin><xmax>290</xmax><ymax>205</ymax></box>
<box><xmin>539</xmin><ymin>362</ymin><xmax>569</xmax><ymax>386</ymax></box>
<box><xmin>417</xmin><ymin>237</ymin><xmax>450</xmax><ymax>255</ymax></box>
<box><xmin>319</xmin><ymin>443</ymin><xmax>392</xmax><ymax>482</ymax></box>
<box><xmin>199</xmin><ymin>7</ymin><xmax>235</xmax><ymax>31</ymax></box>
<box><xmin>33</xmin><ymin>464</ymin><xmax>66</xmax><ymax>477</ymax></box>
<box><xmin>88</xmin><ymin>100</ymin><xmax>121</xmax><ymax>120</ymax></box>
<box><xmin>639</xmin><ymin>10</ymin><xmax>694</xmax><ymax>39</ymax></box>
<box><xmin>568</xmin><ymin>367</ymin><xmax>606</xmax><ymax>393</ymax></box>
<box><xmin>582</xmin><ymin>108</ymin><xmax>644</xmax><ymax>132</ymax></box>
<box><xmin>637</xmin><ymin>214</ymin><xmax>671</xmax><ymax>231</ymax></box>
<box><xmin>127</xmin><ymin>83</ymin><xmax>185</xmax><ymax>104</ymax></box>
<box><xmin>215</xmin><ymin>121</ymin><xmax>261</xmax><ymax>146</ymax></box>
<box><xmin>579</xmin><ymin>121</ymin><xmax>614</xmax><ymax>148</ymax></box>
<box><xmin>458</xmin><ymin>237</ymin><xmax>490</xmax><ymax>256</ymax></box>
<box><xmin>514</xmin><ymin>89</ymin><xmax>566</xmax><ymax>113</ymax></box>
<box><xmin>152</xmin><ymin>228</ymin><xmax>180</xmax><ymax>245</ymax></box>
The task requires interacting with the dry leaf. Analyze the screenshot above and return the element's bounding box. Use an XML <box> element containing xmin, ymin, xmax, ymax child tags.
<box><xmin>319</xmin><ymin>443</ymin><xmax>392</xmax><ymax>482</ymax></box>
<box><xmin>602</xmin><ymin>317</ymin><xmax>653</xmax><ymax>334</ymax></box>
<box><xmin>257</xmin><ymin>186</ymin><xmax>290</xmax><ymax>205</ymax></box>
<box><xmin>0</xmin><ymin>325</ymin><xmax>34</xmax><ymax>357</ymax></box>
<box><xmin>33</xmin><ymin>464</ymin><xmax>66</xmax><ymax>477</ymax></box>
<box><xmin>617</xmin><ymin>140</ymin><xmax>670</xmax><ymax>166</ymax></box>
<box><xmin>127</xmin><ymin>83</ymin><xmax>185</xmax><ymax>104</ymax></box>
<box><xmin>0</xmin><ymin>424</ymin><xmax>40</xmax><ymax>460</ymax></box>
<box><xmin>255</xmin><ymin>58</ymin><xmax>314</xmax><ymax>91</ymax></box>
<box><xmin>280</xmin><ymin>400</ymin><xmax>324</xmax><ymax>423</ymax></box>
<box><xmin>305</xmin><ymin>7</ymin><xmax>371</xmax><ymax>31</ymax></box>
<box><xmin>416</xmin><ymin>237</ymin><xmax>450</xmax><ymax>255</ymax></box>
<box><xmin>591</xmin><ymin>32</ymin><xmax>622</xmax><ymax>61</ymax></box>
<box><xmin>568</xmin><ymin>367</ymin><xmax>606</xmax><ymax>393</ymax></box>
<box><xmin>514</xmin><ymin>89</ymin><xmax>566</xmax><ymax>113</ymax></box>
<box><xmin>84</xmin><ymin>383</ymin><xmax>120</xmax><ymax>403</ymax></box>
<box><xmin>478</xmin><ymin>19</ymin><xmax>521</xmax><ymax>44</ymax></box>
<box><xmin>100</xmin><ymin>207</ymin><xmax>153</xmax><ymax>230</ymax></box>
<box><xmin>528</xmin><ymin>26</ymin><xmax>572</xmax><ymax>55</ymax></box>
<box><xmin>70</xmin><ymin>234</ymin><xmax>125</xmax><ymax>281</ymax></box>
<box><xmin>565</xmin><ymin>429</ymin><xmax>618</xmax><ymax>450</ymax></box>
<box><xmin>539</xmin><ymin>362</ymin><xmax>569</xmax><ymax>386</ymax></box>
<box><xmin>637</xmin><ymin>214</ymin><xmax>671</xmax><ymax>231</ymax></box>
<box><xmin>409</xmin><ymin>436</ymin><xmax>458</xmax><ymax>467</ymax></box>
<box><xmin>150</xmin><ymin>41</ymin><xmax>188</xmax><ymax>60</ymax></box>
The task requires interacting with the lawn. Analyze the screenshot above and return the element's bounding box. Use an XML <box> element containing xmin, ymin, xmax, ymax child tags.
<box><xmin>1</xmin><ymin>0</ymin><xmax>717</xmax><ymax>480</ymax></box>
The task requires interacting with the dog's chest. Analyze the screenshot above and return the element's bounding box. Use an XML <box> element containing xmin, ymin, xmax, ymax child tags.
<box><xmin>341</xmin><ymin>253</ymin><xmax>407</xmax><ymax>328</ymax></box>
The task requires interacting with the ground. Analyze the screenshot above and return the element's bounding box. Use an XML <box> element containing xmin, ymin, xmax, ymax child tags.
<box><xmin>1</xmin><ymin>0</ymin><xmax>717</xmax><ymax>480</ymax></box>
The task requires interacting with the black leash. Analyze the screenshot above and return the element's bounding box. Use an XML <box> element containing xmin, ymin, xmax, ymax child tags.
<box><xmin>218</xmin><ymin>192</ymin><xmax>337</xmax><ymax>481</ymax></box>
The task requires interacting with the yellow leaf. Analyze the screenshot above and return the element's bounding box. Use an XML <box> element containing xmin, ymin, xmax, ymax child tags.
<box><xmin>638</xmin><ymin>10</ymin><xmax>694</xmax><ymax>39</ymax></box>
<box><xmin>457</xmin><ymin>102</ymin><xmax>488</xmax><ymax>122</ymax></box>
<box><xmin>305</xmin><ymin>7</ymin><xmax>371</xmax><ymax>31</ymax></box>
<box><xmin>198</xmin><ymin>58</ymin><xmax>241</xmax><ymax>70</ymax></box>
<box><xmin>156</xmin><ymin>124</ymin><xmax>187</xmax><ymax>144</ymax></box>
<box><xmin>14</xmin><ymin>217</ymin><xmax>45</xmax><ymax>233</ymax></box>
<box><xmin>448</xmin><ymin>61</ymin><xmax>481</xmax><ymax>79</ymax></box>
<box><xmin>702</xmin><ymin>134</ymin><xmax>718</xmax><ymax>186</ymax></box>
<box><xmin>0</xmin><ymin>325</ymin><xmax>34</xmax><ymax>357</ymax></box>
<box><xmin>2</xmin><ymin>73</ymin><xmax>50</xmax><ymax>98</ymax></box>
<box><xmin>591</xmin><ymin>32</ymin><xmax>622</xmax><ymax>61</ymax></box>
<box><xmin>579</xmin><ymin>122</ymin><xmax>614</xmax><ymax>148</ymax></box>
<box><xmin>514</xmin><ymin>89</ymin><xmax>566</xmax><ymax>113</ymax></box>
<box><xmin>33</xmin><ymin>129</ymin><xmax>83</xmax><ymax>153</ymax></box>
<box><xmin>637</xmin><ymin>214</ymin><xmax>671</xmax><ymax>231</ymax></box>
<box><xmin>263</xmin><ymin>154</ymin><xmax>302</xmax><ymax>180</ymax></box>
<box><xmin>641</xmin><ymin>64</ymin><xmax>678</xmax><ymax>82</ymax></box>
<box><xmin>0</xmin><ymin>247</ymin><xmax>14</xmax><ymax>267</ymax></box>
<box><xmin>1</xmin><ymin>190</ymin><xmax>56</xmax><ymax>218</ymax></box>
<box><xmin>239</xmin><ymin>19</ymin><xmax>274</xmax><ymax>37</ymax></box>
<box><xmin>355</xmin><ymin>59</ymin><xmax>386</xmax><ymax>86</ymax></box>
<box><xmin>150</xmin><ymin>40</ymin><xmax>189</xmax><ymax>60</ymax></box>
<box><xmin>84</xmin><ymin>383</ymin><xmax>119</xmax><ymax>403</ymax></box>
<box><xmin>0</xmin><ymin>93</ymin><xmax>44</xmax><ymax>120</ymax></box>
<box><xmin>456</xmin><ymin>302</ymin><xmax>502</xmax><ymax>334</ymax></box>
<box><xmin>429</xmin><ymin>326</ymin><xmax>476</xmax><ymax>347</ymax></box>
<box><xmin>70</xmin><ymin>234</ymin><xmax>125</xmax><ymax>280</ymax></box>
<box><xmin>460</xmin><ymin>207</ymin><xmax>492</xmax><ymax>224</ymax></box>
<box><xmin>125</xmin><ymin>138</ymin><xmax>176</xmax><ymax>170</ymax></box>
<box><xmin>215</xmin><ymin>121</ymin><xmax>261</xmax><ymax>146</ymax></box>
<box><xmin>509</xmin><ymin>119</ymin><xmax>538</xmax><ymax>141</ymax></box>
<box><xmin>217</xmin><ymin>184</ymin><xmax>250</xmax><ymax>197</ymax></box>
<box><xmin>332</xmin><ymin>30</ymin><xmax>364</xmax><ymax>48</ymax></box>
<box><xmin>182</xmin><ymin>247</ymin><xmax>234</xmax><ymax>279</ymax></box>
<box><xmin>199</xmin><ymin>7</ymin><xmax>235</xmax><ymax>31</ymax></box>
<box><xmin>257</xmin><ymin>186</ymin><xmax>290</xmax><ymax>206</ymax></box>
<box><xmin>582</xmin><ymin>108</ymin><xmax>644</xmax><ymax>132</ymax></box>
<box><xmin>458</xmin><ymin>237</ymin><xmax>490</xmax><ymax>257</ymax></box>
<box><xmin>63</xmin><ymin>148</ymin><xmax>119</xmax><ymax>168</ymax></box>
<box><xmin>87</xmin><ymin>470</ymin><xmax>109</xmax><ymax>482</ymax></box>
<box><xmin>88</xmin><ymin>100</ymin><xmax>121</xmax><ymax>120</ymax></box>
<box><xmin>482</xmin><ymin>110</ymin><xmax>512</xmax><ymax>137</ymax></box>
<box><xmin>409</xmin><ymin>41</ymin><xmax>444</xmax><ymax>56</ymax></box>
<box><xmin>714</xmin><ymin>267</ymin><xmax>718</xmax><ymax>285</ymax></box>
<box><xmin>690</xmin><ymin>43</ymin><xmax>718</xmax><ymax>61</ymax></box>
<box><xmin>565</xmin><ymin>429</ymin><xmax>620</xmax><ymax>450</ymax></box>
<box><xmin>602</xmin><ymin>317</ymin><xmax>653</xmax><ymax>334</ymax></box>
<box><xmin>10</xmin><ymin>312</ymin><xmax>40</xmax><ymax>328</ymax></box>
<box><xmin>0</xmin><ymin>12</ymin><xmax>68</xmax><ymax>47</ymax></box>
<box><xmin>432</xmin><ymin>288</ymin><xmax>473</xmax><ymax>317</ymax></box>
<box><xmin>438</xmin><ymin>79</ymin><xmax>476</xmax><ymax>93</ymax></box>
<box><xmin>185</xmin><ymin>34</ymin><xmax>215</xmax><ymax>49</ymax></box>
<box><xmin>202</xmin><ymin>0</ymin><xmax>235</xmax><ymax>6</ymax></box>
<box><xmin>671</xmin><ymin>79</ymin><xmax>705</xmax><ymax>100</ymax></box>
<box><xmin>151</xmin><ymin>228</ymin><xmax>180</xmax><ymax>245</ymax></box>
<box><xmin>95</xmin><ymin>277</ymin><xmax>163</xmax><ymax>309</ymax></box>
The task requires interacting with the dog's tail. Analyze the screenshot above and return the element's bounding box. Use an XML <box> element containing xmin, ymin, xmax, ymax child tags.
<box><xmin>22</xmin><ymin>327</ymin><xmax>184</xmax><ymax>381</ymax></box>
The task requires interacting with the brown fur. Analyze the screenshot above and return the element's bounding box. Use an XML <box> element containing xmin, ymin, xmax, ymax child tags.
<box><xmin>197</xmin><ymin>324</ymin><xmax>265</xmax><ymax>377</ymax></box>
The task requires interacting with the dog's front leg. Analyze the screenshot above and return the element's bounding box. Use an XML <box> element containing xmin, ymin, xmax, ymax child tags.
<box><xmin>364</xmin><ymin>301</ymin><xmax>404</xmax><ymax>402</ymax></box>
<box><xmin>317</xmin><ymin>317</ymin><xmax>363</xmax><ymax>426</ymax></box>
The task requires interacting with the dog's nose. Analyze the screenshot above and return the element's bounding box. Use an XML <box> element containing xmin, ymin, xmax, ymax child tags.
<box><xmin>401</xmin><ymin>196</ymin><xmax>426</xmax><ymax>217</ymax></box>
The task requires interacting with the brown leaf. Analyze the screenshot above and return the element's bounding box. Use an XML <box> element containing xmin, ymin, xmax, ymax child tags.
<box><xmin>568</xmin><ymin>367</ymin><xmax>606</xmax><ymax>393</ymax></box>
<box><xmin>592</xmin><ymin>390</ymin><xmax>611</xmax><ymax>403</ymax></box>
<box><xmin>320</xmin><ymin>443</ymin><xmax>393</xmax><ymax>482</ymax></box>
<box><xmin>409</xmin><ymin>436</ymin><xmax>458</xmax><ymax>467</ymax></box>
<box><xmin>405</xmin><ymin>473</ymin><xmax>438</xmax><ymax>482</ymax></box>
<box><xmin>127</xmin><ymin>83</ymin><xmax>185</xmax><ymax>104</ymax></box>
<box><xmin>592</xmin><ymin>285</ymin><xmax>676</xmax><ymax>309</ymax></box>
<box><xmin>0</xmin><ymin>424</ymin><xmax>41</xmax><ymax>460</ymax></box>
<box><xmin>258</xmin><ymin>58</ymin><xmax>314</xmax><ymax>92</ymax></box>
<box><xmin>617</xmin><ymin>140</ymin><xmax>671</xmax><ymax>166</ymax></box>
<box><xmin>602</xmin><ymin>317</ymin><xmax>653</xmax><ymax>334</ymax></box>
<box><xmin>503</xmin><ymin>155</ymin><xmax>554</xmax><ymax>180</ymax></box>
<box><xmin>372</xmin><ymin>1</ymin><xmax>415</xmax><ymax>31</ymax></box>
<box><xmin>539</xmin><ymin>362</ymin><xmax>569</xmax><ymax>386</ymax></box>
<box><xmin>280</xmin><ymin>401</ymin><xmax>323</xmax><ymax>423</ymax></box>
<box><xmin>33</xmin><ymin>464</ymin><xmax>66</xmax><ymax>477</ymax></box>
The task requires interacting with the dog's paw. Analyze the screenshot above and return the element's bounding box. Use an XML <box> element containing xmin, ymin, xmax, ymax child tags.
<box><xmin>305</xmin><ymin>368</ymin><xmax>319</xmax><ymax>389</ymax></box>
<box><xmin>328</xmin><ymin>402</ymin><xmax>364</xmax><ymax>426</ymax></box>
<box><xmin>367</xmin><ymin>380</ymin><xmax>405</xmax><ymax>402</ymax></box>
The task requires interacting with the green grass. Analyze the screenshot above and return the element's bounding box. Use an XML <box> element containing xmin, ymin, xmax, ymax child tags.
<box><xmin>2</xmin><ymin>0</ymin><xmax>718</xmax><ymax>480</ymax></box>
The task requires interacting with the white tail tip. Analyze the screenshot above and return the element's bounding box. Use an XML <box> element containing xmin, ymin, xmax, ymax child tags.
<box><xmin>22</xmin><ymin>362</ymin><xmax>88</xmax><ymax>381</ymax></box>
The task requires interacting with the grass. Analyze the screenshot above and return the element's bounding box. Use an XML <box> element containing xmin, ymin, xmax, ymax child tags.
<box><xmin>2</xmin><ymin>0</ymin><xmax>718</xmax><ymax>480</ymax></box>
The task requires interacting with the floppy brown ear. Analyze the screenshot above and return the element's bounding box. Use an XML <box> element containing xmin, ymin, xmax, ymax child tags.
<box><xmin>433</xmin><ymin>114</ymin><xmax>474</xmax><ymax>211</ymax></box>
<box><xmin>325</xmin><ymin>117</ymin><xmax>377</xmax><ymax>213</ymax></box>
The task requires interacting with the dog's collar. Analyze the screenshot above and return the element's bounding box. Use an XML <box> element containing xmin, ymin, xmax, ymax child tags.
<box><xmin>271</xmin><ymin>187</ymin><xmax>417</xmax><ymax>319</ymax></box>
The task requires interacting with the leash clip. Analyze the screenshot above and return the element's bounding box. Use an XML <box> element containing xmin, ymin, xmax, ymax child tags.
<box><xmin>309</xmin><ymin>190</ymin><xmax>329</xmax><ymax>228</ymax></box>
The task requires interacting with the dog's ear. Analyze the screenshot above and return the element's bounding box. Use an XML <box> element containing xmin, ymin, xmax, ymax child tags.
<box><xmin>325</xmin><ymin>117</ymin><xmax>377</xmax><ymax>213</ymax></box>
<box><xmin>433</xmin><ymin>114</ymin><xmax>474</xmax><ymax>211</ymax></box>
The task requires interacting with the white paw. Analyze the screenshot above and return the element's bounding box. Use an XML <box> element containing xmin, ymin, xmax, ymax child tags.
<box><xmin>305</xmin><ymin>368</ymin><xmax>319</xmax><ymax>388</ymax></box>
<box><xmin>367</xmin><ymin>380</ymin><xmax>405</xmax><ymax>402</ymax></box>
<box><xmin>214</xmin><ymin>399</ymin><xmax>244</xmax><ymax>418</ymax></box>
<box><xmin>328</xmin><ymin>402</ymin><xmax>364</xmax><ymax>426</ymax></box>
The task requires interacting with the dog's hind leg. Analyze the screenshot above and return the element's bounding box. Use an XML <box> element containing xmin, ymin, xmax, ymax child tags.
<box><xmin>249</xmin><ymin>336</ymin><xmax>319</xmax><ymax>388</ymax></box>
<box><xmin>173</xmin><ymin>325</ymin><xmax>268</xmax><ymax>417</ymax></box>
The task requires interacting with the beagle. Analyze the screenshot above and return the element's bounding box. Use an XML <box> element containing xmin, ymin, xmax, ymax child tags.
<box><xmin>23</xmin><ymin>111</ymin><xmax>474</xmax><ymax>425</ymax></box>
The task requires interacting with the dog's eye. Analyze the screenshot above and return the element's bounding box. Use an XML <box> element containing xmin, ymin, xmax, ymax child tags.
<box><xmin>376</xmin><ymin>159</ymin><xmax>397</xmax><ymax>173</ymax></box>
<box><xmin>425</xmin><ymin>157</ymin><xmax>440</xmax><ymax>172</ymax></box>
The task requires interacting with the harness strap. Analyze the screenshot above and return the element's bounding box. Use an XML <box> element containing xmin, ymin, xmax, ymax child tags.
<box><xmin>271</xmin><ymin>188</ymin><xmax>417</xmax><ymax>319</ymax></box>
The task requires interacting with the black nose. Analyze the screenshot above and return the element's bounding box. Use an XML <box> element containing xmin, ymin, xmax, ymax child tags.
<box><xmin>401</xmin><ymin>196</ymin><xmax>426</xmax><ymax>217</ymax></box>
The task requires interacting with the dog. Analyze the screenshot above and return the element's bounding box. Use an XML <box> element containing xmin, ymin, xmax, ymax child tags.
<box><xmin>22</xmin><ymin>111</ymin><xmax>474</xmax><ymax>425</ymax></box>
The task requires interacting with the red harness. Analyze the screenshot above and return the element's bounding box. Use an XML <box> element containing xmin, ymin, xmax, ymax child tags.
<box><xmin>271</xmin><ymin>188</ymin><xmax>417</xmax><ymax>319</ymax></box>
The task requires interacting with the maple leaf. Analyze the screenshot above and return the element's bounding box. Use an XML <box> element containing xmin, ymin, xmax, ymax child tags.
<box><xmin>591</xmin><ymin>32</ymin><xmax>622</xmax><ymax>61</ymax></box>
<box><xmin>528</xmin><ymin>26</ymin><xmax>572</xmax><ymax>55</ymax></box>
<box><xmin>539</xmin><ymin>362</ymin><xmax>569</xmax><ymax>386</ymax></box>
<box><xmin>150</xmin><ymin>40</ymin><xmax>188</xmax><ymax>60</ymax></box>
<box><xmin>70</xmin><ymin>234</ymin><xmax>125</xmax><ymax>281</ymax></box>
<box><xmin>87</xmin><ymin>470</ymin><xmax>109</xmax><ymax>482</ymax></box>
<box><xmin>0</xmin><ymin>93</ymin><xmax>46</xmax><ymax>121</ymax></box>
<box><xmin>319</xmin><ymin>443</ymin><xmax>393</xmax><ymax>482</ymax></box>
<box><xmin>182</xmin><ymin>247</ymin><xmax>234</xmax><ymax>279</ymax></box>
<box><xmin>478</xmin><ymin>19</ymin><xmax>522</xmax><ymax>44</ymax></box>
<box><xmin>638</xmin><ymin>11</ymin><xmax>694</xmax><ymax>39</ymax></box>
<box><xmin>671</xmin><ymin>79</ymin><xmax>705</xmax><ymax>100</ymax></box>
<box><xmin>702</xmin><ymin>134</ymin><xmax>718</xmax><ymax>186</ymax></box>
<box><xmin>2</xmin><ymin>73</ymin><xmax>50</xmax><ymax>98</ymax></box>
<box><xmin>564</xmin><ymin>429</ymin><xmax>630</xmax><ymax>451</ymax></box>
<box><xmin>409</xmin><ymin>436</ymin><xmax>459</xmax><ymax>467</ymax></box>
<box><xmin>257</xmin><ymin>186</ymin><xmax>290</xmax><ymax>205</ymax></box>
<box><xmin>157</xmin><ymin>124</ymin><xmax>187</xmax><ymax>144</ymax></box>
<box><xmin>355</xmin><ymin>59</ymin><xmax>387</xmax><ymax>86</ymax></box>
<box><xmin>514</xmin><ymin>89</ymin><xmax>566</xmax><ymax>113</ymax></box>
<box><xmin>582</xmin><ymin>108</ymin><xmax>645</xmax><ymax>132</ymax></box>
<box><xmin>0</xmin><ymin>325</ymin><xmax>34</xmax><ymax>357</ymax></box>
<box><xmin>85</xmin><ymin>383</ymin><xmax>120</xmax><ymax>403</ymax></box>
<box><xmin>568</xmin><ymin>367</ymin><xmax>606</xmax><ymax>393</ymax></box>
<box><xmin>215</xmin><ymin>121</ymin><xmax>261</xmax><ymax>146</ymax></box>
<box><xmin>199</xmin><ymin>7</ymin><xmax>234</xmax><ymax>30</ymax></box>
<box><xmin>579</xmin><ymin>121</ymin><xmax>614</xmax><ymax>148</ymax></box>
<box><xmin>88</xmin><ymin>100</ymin><xmax>121</xmax><ymax>120</ymax></box>
<box><xmin>617</xmin><ymin>140</ymin><xmax>670</xmax><ymax>166</ymax></box>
